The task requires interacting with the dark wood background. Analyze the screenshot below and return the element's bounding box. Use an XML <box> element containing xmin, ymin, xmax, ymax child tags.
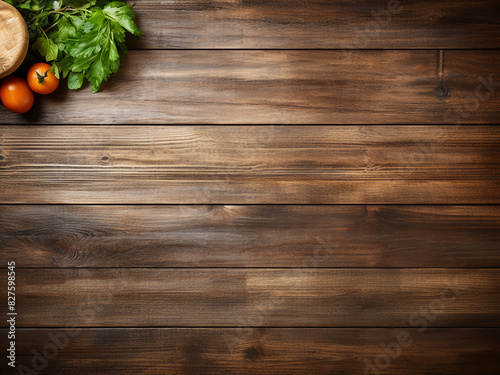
<box><xmin>1</xmin><ymin>0</ymin><xmax>499</xmax><ymax>374</ymax></box>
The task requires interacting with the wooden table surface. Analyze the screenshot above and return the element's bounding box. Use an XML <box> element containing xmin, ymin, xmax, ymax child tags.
<box><xmin>1</xmin><ymin>1</ymin><xmax>499</xmax><ymax>374</ymax></box>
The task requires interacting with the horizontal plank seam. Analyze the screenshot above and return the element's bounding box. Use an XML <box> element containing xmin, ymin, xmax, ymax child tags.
<box><xmin>3</xmin><ymin>125</ymin><xmax>500</xmax><ymax>128</ymax></box>
<box><xmin>5</xmin><ymin>326</ymin><xmax>500</xmax><ymax>330</ymax></box>
<box><xmin>2</xmin><ymin>203</ymin><xmax>500</xmax><ymax>207</ymax></box>
<box><xmin>7</xmin><ymin>267</ymin><xmax>500</xmax><ymax>270</ymax></box>
<box><xmin>124</xmin><ymin>48</ymin><xmax>500</xmax><ymax>51</ymax></box>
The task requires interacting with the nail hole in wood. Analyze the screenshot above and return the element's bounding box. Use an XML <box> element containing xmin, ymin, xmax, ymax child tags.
<box><xmin>102</xmin><ymin>156</ymin><xmax>109</xmax><ymax>162</ymax></box>
<box><xmin>436</xmin><ymin>85</ymin><xmax>450</xmax><ymax>100</ymax></box>
<box><xmin>0</xmin><ymin>155</ymin><xmax>4</xmax><ymax>161</ymax></box>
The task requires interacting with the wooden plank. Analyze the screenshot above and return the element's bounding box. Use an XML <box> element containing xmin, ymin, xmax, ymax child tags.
<box><xmin>0</xmin><ymin>50</ymin><xmax>498</xmax><ymax>124</ymax></box>
<box><xmin>3</xmin><ymin>328</ymin><xmax>499</xmax><ymax>374</ymax></box>
<box><xmin>444</xmin><ymin>51</ymin><xmax>500</xmax><ymax>125</ymax></box>
<box><xmin>1</xmin><ymin>205</ymin><xmax>499</xmax><ymax>268</ymax></box>
<box><xmin>2</xmin><ymin>269</ymin><xmax>498</xmax><ymax>327</ymax></box>
<box><xmin>1</xmin><ymin>126</ymin><xmax>499</xmax><ymax>204</ymax></box>
<box><xmin>127</xmin><ymin>0</ymin><xmax>500</xmax><ymax>49</ymax></box>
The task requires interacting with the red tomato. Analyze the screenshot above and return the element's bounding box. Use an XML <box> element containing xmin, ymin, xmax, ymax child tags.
<box><xmin>27</xmin><ymin>63</ymin><xmax>59</xmax><ymax>95</ymax></box>
<box><xmin>0</xmin><ymin>76</ymin><xmax>34</xmax><ymax>114</ymax></box>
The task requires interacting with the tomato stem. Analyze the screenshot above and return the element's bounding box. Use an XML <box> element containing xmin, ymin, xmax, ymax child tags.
<box><xmin>36</xmin><ymin>70</ymin><xmax>49</xmax><ymax>85</ymax></box>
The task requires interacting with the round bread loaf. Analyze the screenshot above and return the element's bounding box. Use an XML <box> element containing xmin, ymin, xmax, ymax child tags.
<box><xmin>0</xmin><ymin>1</ymin><xmax>29</xmax><ymax>79</ymax></box>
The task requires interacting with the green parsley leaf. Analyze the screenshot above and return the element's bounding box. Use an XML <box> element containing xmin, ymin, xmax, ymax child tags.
<box><xmin>67</xmin><ymin>71</ymin><xmax>84</xmax><ymax>89</ymax></box>
<box><xmin>33</xmin><ymin>37</ymin><xmax>59</xmax><ymax>61</ymax></box>
<box><xmin>103</xmin><ymin>2</ymin><xmax>143</xmax><ymax>36</ymax></box>
<box><xmin>10</xmin><ymin>0</ymin><xmax>143</xmax><ymax>93</ymax></box>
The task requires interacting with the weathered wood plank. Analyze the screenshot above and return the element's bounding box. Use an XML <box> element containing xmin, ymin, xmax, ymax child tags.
<box><xmin>444</xmin><ymin>51</ymin><xmax>500</xmax><ymax>125</ymax></box>
<box><xmin>2</xmin><ymin>328</ymin><xmax>499</xmax><ymax>374</ymax></box>
<box><xmin>1</xmin><ymin>205</ymin><xmax>499</xmax><ymax>268</ymax></box>
<box><xmin>0</xmin><ymin>51</ymin><xmax>498</xmax><ymax>124</ymax></box>
<box><xmin>127</xmin><ymin>0</ymin><xmax>500</xmax><ymax>49</ymax></box>
<box><xmin>1</xmin><ymin>126</ymin><xmax>499</xmax><ymax>204</ymax></box>
<box><xmin>2</xmin><ymin>269</ymin><xmax>498</xmax><ymax>327</ymax></box>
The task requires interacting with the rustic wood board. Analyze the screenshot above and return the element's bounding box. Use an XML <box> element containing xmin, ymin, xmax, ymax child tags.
<box><xmin>1</xmin><ymin>125</ymin><xmax>498</xmax><ymax>203</ymax></box>
<box><xmin>1</xmin><ymin>205</ymin><xmax>499</xmax><ymax>268</ymax></box>
<box><xmin>4</xmin><ymin>328</ymin><xmax>499</xmax><ymax>374</ymax></box>
<box><xmin>2</xmin><ymin>269</ymin><xmax>498</xmax><ymax>327</ymax></box>
<box><xmin>0</xmin><ymin>50</ymin><xmax>498</xmax><ymax>124</ymax></box>
<box><xmin>126</xmin><ymin>0</ymin><xmax>500</xmax><ymax>49</ymax></box>
<box><xmin>1</xmin><ymin>0</ymin><xmax>499</xmax><ymax>372</ymax></box>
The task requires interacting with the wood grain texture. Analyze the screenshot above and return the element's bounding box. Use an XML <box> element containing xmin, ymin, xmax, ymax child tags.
<box><xmin>444</xmin><ymin>51</ymin><xmax>500</xmax><ymax>125</ymax></box>
<box><xmin>2</xmin><ymin>269</ymin><xmax>498</xmax><ymax>327</ymax></box>
<box><xmin>0</xmin><ymin>50</ymin><xmax>498</xmax><ymax>124</ymax></box>
<box><xmin>0</xmin><ymin>1</ymin><xmax>497</xmax><ymax>373</ymax></box>
<box><xmin>127</xmin><ymin>0</ymin><xmax>500</xmax><ymax>49</ymax></box>
<box><xmin>1</xmin><ymin>328</ymin><xmax>499</xmax><ymax>374</ymax></box>
<box><xmin>1</xmin><ymin>125</ymin><xmax>499</xmax><ymax>204</ymax></box>
<box><xmin>1</xmin><ymin>205</ymin><xmax>499</xmax><ymax>268</ymax></box>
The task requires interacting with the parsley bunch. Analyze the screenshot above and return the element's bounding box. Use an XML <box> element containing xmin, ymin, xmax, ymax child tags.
<box><xmin>6</xmin><ymin>0</ymin><xmax>143</xmax><ymax>92</ymax></box>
